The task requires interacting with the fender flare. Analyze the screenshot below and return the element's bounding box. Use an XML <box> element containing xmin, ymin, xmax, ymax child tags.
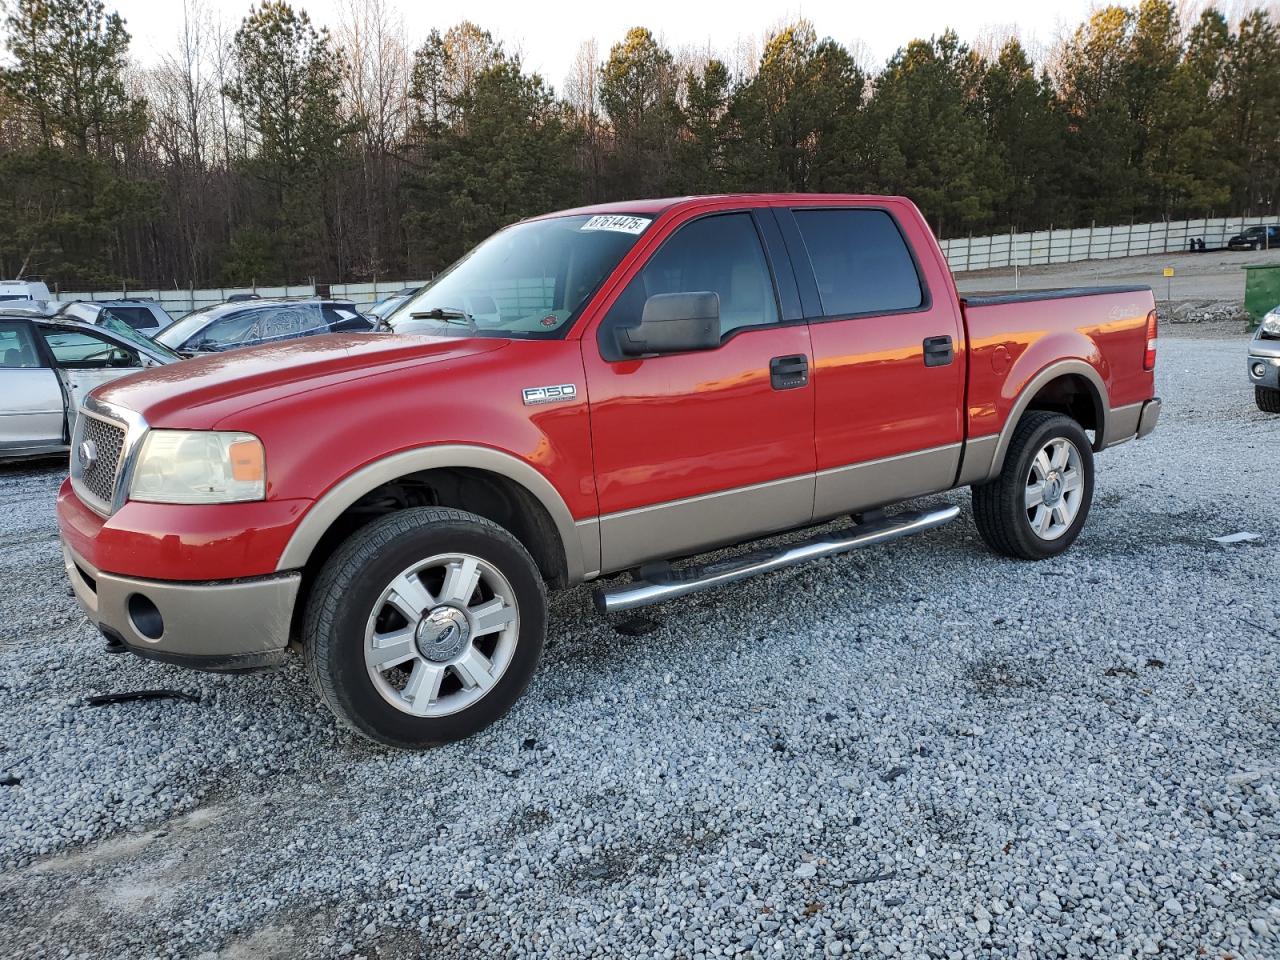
<box><xmin>275</xmin><ymin>444</ymin><xmax>594</xmax><ymax>582</ymax></box>
<box><xmin>984</xmin><ymin>359</ymin><xmax>1109</xmax><ymax>480</ymax></box>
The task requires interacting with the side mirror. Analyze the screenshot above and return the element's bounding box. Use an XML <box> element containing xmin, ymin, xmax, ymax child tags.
<box><xmin>618</xmin><ymin>292</ymin><xmax>720</xmax><ymax>357</ymax></box>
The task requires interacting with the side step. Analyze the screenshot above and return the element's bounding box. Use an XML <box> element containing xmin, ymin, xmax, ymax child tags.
<box><xmin>593</xmin><ymin>504</ymin><xmax>961</xmax><ymax>614</ymax></box>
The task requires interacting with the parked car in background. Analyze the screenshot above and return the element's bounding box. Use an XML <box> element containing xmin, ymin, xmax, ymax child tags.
<box><xmin>0</xmin><ymin>279</ymin><xmax>53</xmax><ymax>301</ymax></box>
<box><xmin>368</xmin><ymin>287</ymin><xmax>421</xmax><ymax>325</ymax></box>
<box><xmin>1249</xmin><ymin>304</ymin><xmax>1280</xmax><ymax>412</ymax></box>
<box><xmin>1228</xmin><ymin>225</ymin><xmax>1280</xmax><ymax>251</ymax></box>
<box><xmin>0</xmin><ymin>305</ymin><xmax>179</xmax><ymax>460</ymax></box>
<box><xmin>154</xmin><ymin>299</ymin><xmax>373</xmax><ymax>355</ymax></box>
<box><xmin>90</xmin><ymin>298</ymin><xmax>175</xmax><ymax>336</ymax></box>
<box><xmin>226</xmin><ymin>292</ymin><xmax>262</xmax><ymax>302</ymax></box>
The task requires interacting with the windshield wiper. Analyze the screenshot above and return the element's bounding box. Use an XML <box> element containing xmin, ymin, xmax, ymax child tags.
<box><xmin>409</xmin><ymin>306</ymin><xmax>476</xmax><ymax>329</ymax></box>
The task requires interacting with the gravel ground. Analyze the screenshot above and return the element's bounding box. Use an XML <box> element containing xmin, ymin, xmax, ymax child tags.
<box><xmin>1</xmin><ymin>335</ymin><xmax>1278</xmax><ymax>960</ymax></box>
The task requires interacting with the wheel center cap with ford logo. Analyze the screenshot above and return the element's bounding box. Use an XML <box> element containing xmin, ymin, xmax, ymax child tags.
<box><xmin>77</xmin><ymin>438</ymin><xmax>99</xmax><ymax>471</ymax></box>
<box><xmin>415</xmin><ymin>606</ymin><xmax>470</xmax><ymax>662</ymax></box>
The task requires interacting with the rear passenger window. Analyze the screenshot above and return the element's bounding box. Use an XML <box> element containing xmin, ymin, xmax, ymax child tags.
<box><xmin>793</xmin><ymin>209</ymin><xmax>924</xmax><ymax>316</ymax></box>
<box><xmin>605</xmin><ymin>213</ymin><xmax>779</xmax><ymax>337</ymax></box>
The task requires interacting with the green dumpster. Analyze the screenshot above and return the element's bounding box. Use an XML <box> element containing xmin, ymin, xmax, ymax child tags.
<box><xmin>1243</xmin><ymin>264</ymin><xmax>1280</xmax><ymax>328</ymax></box>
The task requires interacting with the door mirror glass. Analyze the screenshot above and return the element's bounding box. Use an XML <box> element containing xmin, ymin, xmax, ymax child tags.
<box><xmin>618</xmin><ymin>292</ymin><xmax>721</xmax><ymax>357</ymax></box>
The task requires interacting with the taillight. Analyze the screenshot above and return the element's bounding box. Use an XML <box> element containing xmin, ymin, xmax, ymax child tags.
<box><xmin>1144</xmin><ymin>309</ymin><xmax>1158</xmax><ymax>371</ymax></box>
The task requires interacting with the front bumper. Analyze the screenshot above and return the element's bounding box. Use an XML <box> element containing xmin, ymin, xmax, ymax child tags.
<box><xmin>1248</xmin><ymin>349</ymin><xmax>1280</xmax><ymax>390</ymax></box>
<box><xmin>63</xmin><ymin>545</ymin><xmax>300</xmax><ymax>672</ymax></box>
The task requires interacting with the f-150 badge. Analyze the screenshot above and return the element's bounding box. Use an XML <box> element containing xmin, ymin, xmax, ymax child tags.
<box><xmin>522</xmin><ymin>384</ymin><xmax>577</xmax><ymax>405</ymax></box>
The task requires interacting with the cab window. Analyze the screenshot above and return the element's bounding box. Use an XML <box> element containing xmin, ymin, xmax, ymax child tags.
<box><xmin>792</xmin><ymin>209</ymin><xmax>924</xmax><ymax>317</ymax></box>
<box><xmin>604</xmin><ymin>212</ymin><xmax>779</xmax><ymax>339</ymax></box>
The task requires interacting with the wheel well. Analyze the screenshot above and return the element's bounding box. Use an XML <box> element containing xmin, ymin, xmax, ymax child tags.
<box><xmin>289</xmin><ymin>468</ymin><xmax>568</xmax><ymax>644</ymax></box>
<box><xmin>1024</xmin><ymin>374</ymin><xmax>1103</xmax><ymax>447</ymax></box>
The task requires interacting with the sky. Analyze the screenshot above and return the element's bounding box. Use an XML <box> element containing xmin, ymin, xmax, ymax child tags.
<box><xmin>110</xmin><ymin>0</ymin><xmax>1107</xmax><ymax>81</ymax></box>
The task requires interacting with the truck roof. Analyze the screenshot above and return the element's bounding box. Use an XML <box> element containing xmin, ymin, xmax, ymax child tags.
<box><xmin>533</xmin><ymin>193</ymin><xmax>912</xmax><ymax>221</ymax></box>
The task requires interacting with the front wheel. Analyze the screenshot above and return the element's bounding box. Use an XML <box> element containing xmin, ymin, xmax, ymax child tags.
<box><xmin>303</xmin><ymin>507</ymin><xmax>547</xmax><ymax>749</ymax></box>
<box><xmin>971</xmin><ymin>412</ymin><xmax>1095</xmax><ymax>560</ymax></box>
<box><xmin>1258</xmin><ymin>386</ymin><xmax>1280</xmax><ymax>413</ymax></box>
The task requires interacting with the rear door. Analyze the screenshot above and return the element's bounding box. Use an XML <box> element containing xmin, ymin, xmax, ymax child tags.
<box><xmin>0</xmin><ymin>319</ymin><xmax>65</xmax><ymax>453</ymax></box>
<box><xmin>776</xmin><ymin>203</ymin><xmax>966</xmax><ymax>520</ymax></box>
<box><xmin>582</xmin><ymin>207</ymin><xmax>815</xmax><ymax>573</ymax></box>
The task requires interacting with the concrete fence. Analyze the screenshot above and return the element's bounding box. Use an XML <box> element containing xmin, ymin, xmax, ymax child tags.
<box><xmin>49</xmin><ymin>279</ymin><xmax>429</xmax><ymax>320</ymax></box>
<box><xmin>939</xmin><ymin>215</ymin><xmax>1275</xmax><ymax>273</ymax></box>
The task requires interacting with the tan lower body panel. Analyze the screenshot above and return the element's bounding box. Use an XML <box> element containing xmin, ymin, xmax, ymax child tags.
<box><xmin>812</xmin><ymin>443</ymin><xmax>962</xmax><ymax>522</ymax></box>
<box><xmin>598</xmin><ymin>474</ymin><xmax>815</xmax><ymax>574</ymax></box>
<box><xmin>1101</xmin><ymin>401</ymin><xmax>1144</xmax><ymax>448</ymax></box>
<box><xmin>64</xmin><ymin>545</ymin><xmax>299</xmax><ymax>658</ymax></box>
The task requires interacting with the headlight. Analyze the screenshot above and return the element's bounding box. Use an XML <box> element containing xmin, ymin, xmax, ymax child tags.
<box><xmin>129</xmin><ymin>430</ymin><xmax>265</xmax><ymax>504</ymax></box>
<box><xmin>1261</xmin><ymin>311</ymin><xmax>1280</xmax><ymax>336</ymax></box>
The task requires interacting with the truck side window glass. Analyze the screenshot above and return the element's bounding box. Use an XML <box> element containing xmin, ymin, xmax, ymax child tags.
<box><xmin>793</xmin><ymin>209</ymin><xmax>923</xmax><ymax>317</ymax></box>
<box><xmin>607</xmin><ymin>213</ymin><xmax>779</xmax><ymax>337</ymax></box>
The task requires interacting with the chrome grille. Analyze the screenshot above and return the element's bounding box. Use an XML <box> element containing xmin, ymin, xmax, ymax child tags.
<box><xmin>77</xmin><ymin>415</ymin><xmax>126</xmax><ymax>505</ymax></box>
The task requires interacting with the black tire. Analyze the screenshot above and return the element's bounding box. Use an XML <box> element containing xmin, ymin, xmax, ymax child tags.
<box><xmin>303</xmin><ymin>507</ymin><xmax>547</xmax><ymax>749</ymax></box>
<box><xmin>970</xmin><ymin>412</ymin><xmax>1095</xmax><ymax>560</ymax></box>
<box><xmin>1258</xmin><ymin>386</ymin><xmax>1280</xmax><ymax>413</ymax></box>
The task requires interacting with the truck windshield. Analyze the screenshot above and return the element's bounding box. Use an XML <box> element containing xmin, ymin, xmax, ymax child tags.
<box><xmin>390</xmin><ymin>213</ymin><xmax>652</xmax><ymax>339</ymax></box>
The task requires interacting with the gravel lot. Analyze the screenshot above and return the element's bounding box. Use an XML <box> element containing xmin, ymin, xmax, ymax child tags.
<box><xmin>1</xmin><ymin>332</ymin><xmax>1277</xmax><ymax>959</ymax></box>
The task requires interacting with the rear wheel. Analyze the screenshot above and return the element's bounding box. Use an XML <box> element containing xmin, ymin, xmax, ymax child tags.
<box><xmin>1257</xmin><ymin>386</ymin><xmax>1280</xmax><ymax>413</ymax></box>
<box><xmin>304</xmin><ymin>507</ymin><xmax>546</xmax><ymax>749</ymax></box>
<box><xmin>971</xmin><ymin>412</ymin><xmax>1095</xmax><ymax>560</ymax></box>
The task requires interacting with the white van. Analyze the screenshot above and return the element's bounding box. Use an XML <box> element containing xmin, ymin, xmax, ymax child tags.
<box><xmin>0</xmin><ymin>280</ymin><xmax>53</xmax><ymax>302</ymax></box>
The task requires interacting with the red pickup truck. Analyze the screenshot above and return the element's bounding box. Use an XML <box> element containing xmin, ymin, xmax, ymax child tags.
<box><xmin>57</xmin><ymin>195</ymin><xmax>1161</xmax><ymax>749</ymax></box>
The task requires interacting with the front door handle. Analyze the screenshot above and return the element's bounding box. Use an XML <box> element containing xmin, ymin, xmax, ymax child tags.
<box><xmin>923</xmin><ymin>335</ymin><xmax>953</xmax><ymax>367</ymax></box>
<box><xmin>769</xmin><ymin>354</ymin><xmax>808</xmax><ymax>390</ymax></box>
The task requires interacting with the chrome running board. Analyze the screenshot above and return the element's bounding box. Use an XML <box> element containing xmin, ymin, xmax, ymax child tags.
<box><xmin>593</xmin><ymin>504</ymin><xmax>961</xmax><ymax>614</ymax></box>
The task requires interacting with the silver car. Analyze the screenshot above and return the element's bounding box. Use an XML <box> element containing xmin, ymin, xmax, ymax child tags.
<box><xmin>1249</xmin><ymin>305</ymin><xmax>1280</xmax><ymax>413</ymax></box>
<box><xmin>0</xmin><ymin>306</ymin><xmax>179</xmax><ymax>460</ymax></box>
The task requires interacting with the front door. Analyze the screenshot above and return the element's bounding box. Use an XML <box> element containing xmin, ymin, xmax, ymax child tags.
<box><xmin>583</xmin><ymin>209</ymin><xmax>816</xmax><ymax>573</ymax></box>
<box><xmin>37</xmin><ymin>326</ymin><xmax>147</xmax><ymax>436</ymax></box>
<box><xmin>0</xmin><ymin>319</ymin><xmax>65</xmax><ymax>454</ymax></box>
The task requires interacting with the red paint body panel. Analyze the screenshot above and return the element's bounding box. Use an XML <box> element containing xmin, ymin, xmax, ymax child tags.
<box><xmin>962</xmin><ymin>291</ymin><xmax>1155</xmax><ymax>439</ymax></box>
<box><xmin>55</xmin><ymin>193</ymin><xmax>1159</xmax><ymax>586</ymax></box>
<box><xmin>583</xmin><ymin>325</ymin><xmax>815</xmax><ymax>514</ymax></box>
<box><xmin>58</xmin><ymin>477</ymin><xmax>309</xmax><ymax>579</ymax></box>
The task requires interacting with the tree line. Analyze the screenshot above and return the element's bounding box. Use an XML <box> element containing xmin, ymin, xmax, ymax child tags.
<box><xmin>0</xmin><ymin>0</ymin><xmax>1277</xmax><ymax>288</ymax></box>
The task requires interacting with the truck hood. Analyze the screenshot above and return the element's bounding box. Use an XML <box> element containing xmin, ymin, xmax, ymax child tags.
<box><xmin>92</xmin><ymin>332</ymin><xmax>506</xmax><ymax>426</ymax></box>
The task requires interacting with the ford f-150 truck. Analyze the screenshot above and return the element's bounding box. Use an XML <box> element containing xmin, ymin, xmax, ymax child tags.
<box><xmin>57</xmin><ymin>195</ymin><xmax>1161</xmax><ymax>749</ymax></box>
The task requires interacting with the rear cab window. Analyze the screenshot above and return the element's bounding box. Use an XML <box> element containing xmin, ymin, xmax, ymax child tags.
<box><xmin>791</xmin><ymin>208</ymin><xmax>925</xmax><ymax>317</ymax></box>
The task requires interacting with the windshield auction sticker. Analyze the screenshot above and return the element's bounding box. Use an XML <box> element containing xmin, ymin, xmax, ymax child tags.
<box><xmin>580</xmin><ymin>215</ymin><xmax>651</xmax><ymax>235</ymax></box>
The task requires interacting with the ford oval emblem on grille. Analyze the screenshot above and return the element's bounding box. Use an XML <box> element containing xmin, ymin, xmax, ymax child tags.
<box><xmin>77</xmin><ymin>438</ymin><xmax>99</xmax><ymax>471</ymax></box>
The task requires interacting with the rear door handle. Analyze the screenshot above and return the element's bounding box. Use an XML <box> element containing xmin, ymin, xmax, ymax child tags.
<box><xmin>923</xmin><ymin>335</ymin><xmax>953</xmax><ymax>367</ymax></box>
<box><xmin>769</xmin><ymin>354</ymin><xmax>808</xmax><ymax>390</ymax></box>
